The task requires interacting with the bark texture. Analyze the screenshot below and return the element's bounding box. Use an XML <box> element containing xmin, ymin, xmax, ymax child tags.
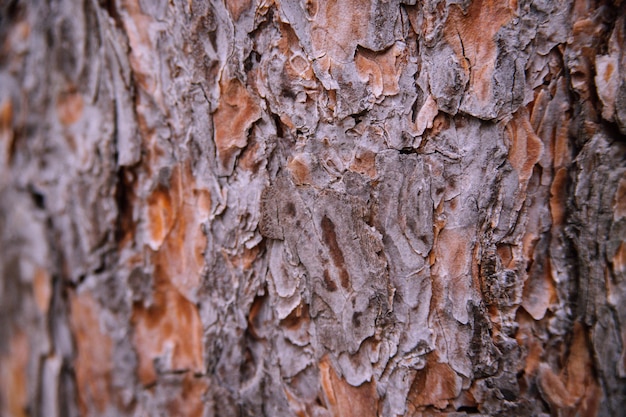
<box><xmin>1</xmin><ymin>0</ymin><xmax>626</xmax><ymax>416</ymax></box>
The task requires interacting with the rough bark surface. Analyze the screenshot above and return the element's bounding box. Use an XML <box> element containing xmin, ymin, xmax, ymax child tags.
<box><xmin>1</xmin><ymin>0</ymin><xmax>625</xmax><ymax>416</ymax></box>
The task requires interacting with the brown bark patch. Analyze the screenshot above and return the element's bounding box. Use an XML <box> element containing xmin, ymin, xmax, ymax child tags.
<box><xmin>132</xmin><ymin>266</ymin><xmax>204</xmax><ymax>386</ymax></box>
<box><xmin>565</xmin><ymin>324</ymin><xmax>596</xmax><ymax>402</ymax></box>
<box><xmin>550</xmin><ymin>167</ymin><xmax>569</xmax><ymax>226</ymax></box>
<box><xmin>278</xmin><ymin>22</ymin><xmax>316</xmax><ymax>82</ymax></box>
<box><xmin>355</xmin><ymin>43</ymin><xmax>406</xmax><ymax>97</ymax></box>
<box><xmin>433</xmin><ymin>228</ymin><xmax>470</xmax><ymax>282</ymax></box>
<box><xmin>116</xmin><ymin>167</ymin><xmax>138</xmax><ymax>246</ymax></box>
<box><xmin>0</xmin><ymin>98</ymin><xmax>14</xmax><ymax>164</ymax></box>
<box><xmin>147</xmin><ymin>164</ymin><xmax>208</xmax><ymax>299</ymax></box>
<box><xmin>56</xmin><ymin>90</ymin><xmax>84</xmax><ymax>125</ymax></box>
<box><xmin>506</xmin><ymin>109</ymin><xmax>544</xmax><ymax>185</ymax></box>
<box><xmin>323</xmin><ymin>269</ymin><xmax>338</xmax><ymax>292</ymax></box>
<box><xmin>280</xmin><ymin>304</ymin><xmax>310</xmax><ymax>331</ymax></box>
<box><xmin>227</xmin><ymin>245</ymin><xmax>261</xmax><ymax>271</ymax></box>
<box><xmin>213</xmin><ymin>77</ymin><xmax>261</xmax><ymax>173</ymax></box>
<box><xmin>349</xmin><ymin>149</ymin><xmax>376</xmax><ymax>178</ymax></box>
<box><xmin>247</xmin><ymin>292</ymin><xmax>268</xmax><ymax>340</ymax></box>
<box><xmin>431</xmin><ymin>227</ymin><xmax>472</xmax><ymax>322</ymax></box>
<box><xmin>311</xmin><ymin>0</ymin><xmax>369</xmax><ymax>63</ymax></box>
<box><xmin>614</xmin><ymin>175</ymin><xmax>626</xmax><ymax>220</ymax></box>
<box><xmin>537</xmin><ymin>323</ymin><xmax>600</xmax><ymax>415</ymax></box>
<box><xmin>319</xmin><ymin>356</ymin><xmax>378</xmax><ymax>417</ymax></box>
<box><xmin>33</xmin><ymin>266</ymin><xmax>52</xmax><ymax>314</ymax></box>
<box><xmin>146</xmin><ymin>182</ymin><xmax>177</xmax><ymax>250</ymax></box>
<box><xmin>225</xmin><ymin>0</ymin><xmax>252</xmax><ymax>21</ymax></box>
<box><xmin>134</xmin><ymin>162</ymin><xmax>207</xmax><ymax>384</ymax></box>
<box><xmin>0</xmin><ymin>330</ymin><xmax>28</xmax><ymax>417</ymax></box>
<box><xmin>538</xmin><ymin>363</ymin><xmax>576</xmax><ymax>409</ymax></box>
<box><xmin>320</xmin><ymin>215</ymin><xmax>351</xmax><ymax>289</ymax></box>
<box><xmin>522</xmin><ymin>256</ymin><xmax>556</xmax><ymax>320</ymax></box>
<box><xmin>554</xmin><ymin>110</ymin><xmax>571</xmax><ymax>170</ymax></box>
<box><xmin>412</xmin><ymin>94</ymin><xmax>439</xmax><ymax>136</ymax></box>
<box><xmin>288</xmin><ymin>154</ymin><xmax>312</xmax><ymax>185</ymax></box>
<box><xmin>496</xmin><ymin>243</ymin><xmax>513</xmax><ymax>269</ymax></box>
<box><xmin>408</xmin><ymin>353</ymin><xmax>462</xmax><ymax>409</ymax></box>
<box><xmin>515</xmin><ymin>309</ymin><xmax>543</xmax><ymax>380</ymax></box>
<box><xmin>165</xmin><ymin>373</ymin><xmax>209</xmax><ymax>417</ymax></box>
<box><xmin>120</xmin><ymin>0</ymin><xmax>158</xmax><ymax>95</ymax></box>
<box><xmin>238</xmin><ymin>133</ymin><xmax>263</xmax><ymax>173</ymax></box>
<box><xmin>69</xmin><ymin>292</ymin><xmax>113</xmax><ymax>414</ymax></box>
<box><xmin>444</xmin><ymin>0</ymin><xmax>516</xmax><ymax>104</ymax></box>
<box><xmin>613</xmin><ymin>241</ymin><xmax>626</xmax><ymax>276</ymax></box>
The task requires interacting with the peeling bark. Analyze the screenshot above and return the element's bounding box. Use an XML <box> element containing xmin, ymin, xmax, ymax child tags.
<box><xmin>1</xmin><ymin>0</ymin><xmax>625</xmax><ymax>416</ymax></box>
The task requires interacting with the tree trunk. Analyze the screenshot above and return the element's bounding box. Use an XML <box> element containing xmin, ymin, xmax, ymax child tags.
<box><xmin>1</xmin><ymin>0</ymin><xmax>625</xmax><ymax>415</ymax></box>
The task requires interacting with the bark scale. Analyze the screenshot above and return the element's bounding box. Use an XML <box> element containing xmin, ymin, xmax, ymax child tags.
<box><xmin>0</xmin><ymin>0</ymin><xmax>625</xmax><ymax>416</ymax></box>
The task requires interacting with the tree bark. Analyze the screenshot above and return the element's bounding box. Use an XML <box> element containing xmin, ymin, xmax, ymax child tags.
<box><xmin>1</xmin><ymin>0</ymin><xmax>625</xmax><ymax>416</ymax></box>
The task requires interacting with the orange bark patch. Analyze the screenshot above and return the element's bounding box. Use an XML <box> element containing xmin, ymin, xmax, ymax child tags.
<box><xmin>603</xmin><ymin>61</ymin><xmax>614</xmax><ymax>83</ymax></box>
<box><xmin>522</xmin><ymin>232</ymin><xmax>538</xmax><ymax>264</ymax></box>
<box><xmin>278</xmin><ymin>23</ymin><xmax>316</xmax><ymax>82</ymax></box>
<box><xmin>147</xmin><ymin>164</ymin><xmax>209</xmax><ymax>300</ymax></box>
<box><xmin>165</xmin><ymin>373</ymin><xmax>209</xmax><ymax>417</ymax></box>
<box><xmin>595</xmin><ymin>55</ymin><xmax>618</xmax><ymax>122</ymax></box>
<box><xmin>0</xmin><ymin>98</ymin><xmax>12</xmax><ymax>133</ymax></box>
<box><xmin>56</xmin><ymin>90</ymin><xmax>84</xmax><ymax>125</ymax></box>
<box><xmin>433</xmin><ymin>228</ymin><xmax>471</xmax><ymax>281</ymax></box>
<box><xmin>320</xmin><ymin>215</ymin><xmax>351</xmax><ymax>290</ymax></box>
<box><xmin>431</xmin><ymin>227</ymin><xmax>472</xmax><ymax>323</ymax></box>
<box><xmin>155</xmin><ymin>200</ymin><xmax>207</xmax><ymax>298</ymax></box>
<box><xmin>554</xmin><ymin>121</ymin><xmax>571</xmax><ymax>166</ymax></box>
<box><xmin>355</xmin><ymin>43</ymin><xmax>407</xmax><ymax>97</ymax></box>
<box><xmin>227</xmin><ymin>245</ymin><xmax>261</xmax><ymax>271</ymax></box>
<box><xmin>120</xmin><ymin>0</ymin><xmax>159</xmax><ymax>96</ymax></box>
<box><xmin>522</xmin><ymin>257</ymin><xmax>556</xmax><ymax>320</ymax></box>
<box><xmin>613</xmin><ymin>242</ymin><xmax>626</xmax><ymax>276</ymax></box>
<box><xmin>225</xmin><ymin>0</ymin><xmax>252</xmax><ymax>21</ymax></box>
<box><xmin>0</xmin><ymin>98</ymin><xmax>14</xmax><ymax>164</ymax></box>
<box><xmin>310</xmin><ymin>0</ymin><xmax>369</xmax><ymax>63</ymax></box>
<box><xmin>565</xmin><ymin>324</ymin><xmax>595</xmax><ymax>400</ymax></box>
<box><xmin>248</xmin><ymin>293</ymin><xmax>270</xmax><ymax>340</ymax></box>
<box><xmin>349</xmin><ymin>149</ymin><xmax>377</xmax><ymax>178</ymax></box>
<box><xmin>444</xmin><ymin>0</ymin><xmax>516</xmax><ymax>104</ymax></box>
<box><xmin>196</xmin><ymin>188</ymin><xmax>212</xmax><ymax>219</ymax></box>
<box><xmin>496</xmin><ymin>244</ymin><xmax>513</xmax><ymax>269</ymax></box>
<box><xmin>408</xmin><ymin>353</ymin><xmax>462</xmax><ymax>409</ymax></box>
<box><xmin>146</xmin><ymin>181</ymin><xmax>177</xmax><ymax>251</ymax></box>
<box><xmin>614</xmin><ymin>175</ymin><xmax>626</xmax><ymax>221</ymax></box>
<box><xmin>0</xmin><ymin>330</ymin><xmax>29</xmax><ymax>417</ymax></box>
<box><xmin>280</xmin><ymin>303</ymin><xmax>310</xmax><ymax>332</ymax></box>
<box><xmin>137</xmin><ymin>161</ymin><xmax>207</xmax><ymax>385</ymax></box>
<box><xmin>33</xmin><ymin>266</ymin><xmax>52</xmax><ymax>314</ymax></box>
<box><xmin>319</xmin><ymin>356</ymin><xmax>378</xmax><ymax>417</ymax></box>
<box><xmin>288</xmin><ymin>154</ymin><xmax>312</xmax><ymax>185</ymax></box>
<box><xmin>515</xmin><ymin>309</ymin><xmax>543</xmax><ymax>379</ymax></box>
<box><xmin>238</xmin><ymin>134</ymin><xmax>263</xmax><ymax>173</ymax></box>
<box><xmin>412</xmin><ymin>94</ymin><xmax>439</xmax><ymax>136</ymax></box>
<box><xmin>506</xmin><ymin>109</ymin><xmax>544</xmax><ymax>185</ymax></box>
<box><xmin>550</xmin><ymin>167</ymin><xmax>569</xmax><ymax>226</ymax></box>
<box><xmin>3</xmin><ymin>21</ymin><xmax>30</xmax><ymax>54</ymax></box>
<box><xmin>538</xmin><ymin>363</ymin><xmax>576</xmax><ymax>409</ymax></box>
<box><xmin>213</xmin><ymin>78</ymin><xmax>261</xmax><ymax>172</ymax></box>
<box><xmin>132</xmin><ymin>266</ymin><xmax>204</xmax><ymax>386</ymax></box>
<box><xmin>70</xmin><ymin>292</ymin><xmax>113</xmax><ymax>414</ymax></box>
<box><xmin>537</xmin><ymin>323</ymin><xmax>600</xmax><ymax>415</ymax></box>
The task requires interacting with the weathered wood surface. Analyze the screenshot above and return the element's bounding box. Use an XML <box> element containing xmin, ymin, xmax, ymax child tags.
<box><xmin>1</xmin><ymin>0</ymin><xmax>625</xmax><ymax>416</ymax></box>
